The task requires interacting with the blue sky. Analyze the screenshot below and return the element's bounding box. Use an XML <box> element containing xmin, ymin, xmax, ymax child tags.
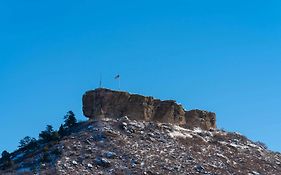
<box><xmin>0</xmin><ymin>0</ymin><xmax>281</xmax><ymax>152</ymax></box>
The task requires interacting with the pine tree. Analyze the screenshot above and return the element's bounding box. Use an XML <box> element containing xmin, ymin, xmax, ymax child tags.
<box><xmin>58</xmin><ymin>124</ymin><xmax>65</xmax><ymax>137</ymax></box>
<box><xmin>1</xmin><ymin>151</ymin><xmax>10</xmax><ymax>160</ymax></box>
<box><xmin>19</xmin><ymin>136</ymin><xmax>37</xmax><ymax>150</ymax></box>
<box><xmin>0</xmin><ymin>150</ymin><xmax>12</xmax><ymax>170</ymax></box>
<box><xmin>39</xmin><ymin>125</ymin><xmax>59</xmax><ymax>142</ymax></box>
<box><xmin>64</xmin><ymin>111</ymin><xmax>77</xmax><ymax>128</ymax></box>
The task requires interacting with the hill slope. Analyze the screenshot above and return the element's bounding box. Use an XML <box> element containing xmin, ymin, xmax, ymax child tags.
<box><xmin>1</xmin><ymin>117</ymin><xmax>280</xmax><ymax>175</ymax></box>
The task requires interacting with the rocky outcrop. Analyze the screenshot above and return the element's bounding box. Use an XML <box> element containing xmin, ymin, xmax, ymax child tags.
<box><xmin>82</xmin><ymin>88</ymin><xmax>216</xmax><ymax>130</ymax></box>
<box><xmin>185</xmin><ymin>110</ymin><xmax>216</xmax><ymax>130</ymax></box>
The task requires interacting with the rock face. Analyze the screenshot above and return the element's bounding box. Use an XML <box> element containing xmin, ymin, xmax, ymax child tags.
<box><xmin>82</xmin><ymin>88</ymin><xmax>216</xmax><ymax>130</ymax></box>
<box><xmin>185</xmin><ymin>110</ymin><xmax>216</xmax><ymax>130</ymax></box>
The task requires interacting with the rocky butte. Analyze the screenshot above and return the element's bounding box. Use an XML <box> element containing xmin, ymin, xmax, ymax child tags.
<box><xmin>1</xmin><ymin>88</ymin><xmax>281</xmax><ymax>174</ymax></box>
<box><xmin>83</xmin><ymin>88</ymin><xmax>216</xmax><ymax>130</ymax></box>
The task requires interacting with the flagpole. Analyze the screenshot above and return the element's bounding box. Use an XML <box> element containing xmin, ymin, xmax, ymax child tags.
<box><xmin>99</xmin><ymin>73</ymin><xmax>102</xmax><ymax>88</ymax></box>
<box><xmin>115</xmin><ymin>74</ymin><xmax>121</xmax><ymax>90</ymax></box>
<box><xmin>118</xmin><ymin>77</ymin><xmax>120</xmax><ymax>90</ymax></box>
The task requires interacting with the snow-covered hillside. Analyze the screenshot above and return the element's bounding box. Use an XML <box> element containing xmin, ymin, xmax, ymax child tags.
<box><xmin>1</xmin><ymin>117</ymin><xmax>280</xmax><ymax>175</ymax></box>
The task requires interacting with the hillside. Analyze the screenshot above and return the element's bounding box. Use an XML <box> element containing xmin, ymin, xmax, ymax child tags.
<box><xmin>1</xmin><ymin>117</ymin><xmax>280</xmax><ymax>175</ymax></box>
<box><xmin>0</xmin><ymin>89</ymin><xmax>280</xmax><ymax>174</ymax></box>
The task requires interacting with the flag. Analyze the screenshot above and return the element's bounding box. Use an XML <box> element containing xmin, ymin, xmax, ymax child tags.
<box><xmin>114</xmin><ymin>74</ymin><xmax>120</xmax><ymax>79</ymax></box>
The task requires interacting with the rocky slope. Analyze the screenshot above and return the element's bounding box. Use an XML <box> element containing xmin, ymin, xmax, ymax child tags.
<box><xmin>1</xmin><ymin>117</ymin><xmax>280</xmax><ymax>175</ymax></box>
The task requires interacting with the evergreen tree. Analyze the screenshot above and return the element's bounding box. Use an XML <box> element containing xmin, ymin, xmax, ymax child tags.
<box><xmin>19</xmin><ymin>136</ymin><xmax>37</xmax><ymax>149</ymax></box>
<box><xmin>64</xmin><ymin>111</ymin><xmax>77</xmax><ymax>128</ymax></box>
<box><xmin>0</xmin><ymin>150</ymin><xmax>12</xmax><ymax>170</ymax></box>
<box><xmin>1</xmin><ymin>151</ymin><xmax>10</xmax><ymax>160</ymax></box>
<box><xmin>39</xmin><ymin>125</ymin><xmax>59</xmax><ymax>142</ymax></box>
<box><xmin>58</xmin><ymin>124</ymin><xmax>65</xmax><ymax>137</ymax></box>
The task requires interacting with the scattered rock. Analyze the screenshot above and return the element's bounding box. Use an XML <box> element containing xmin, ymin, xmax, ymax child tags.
<box><xmin>194</xmin><ymin>164</ymin><xmax>205</xmax><ymax>173</ymax></box>
<box><xmin>130</xmin><ymin>159</ymin><xmax>139</xmax><ymax>168</ymax></box>
<box><xmin>95</xmin><ymin>157</ymin><xmax>111</xmax><ymax>167</ymax></box>
<box><xmin>104</xmin><ymin>151</ymin><xmax>117</xmax><ymax>159</ymax></box>
<box><xmin>87</xmin><ymin>163</ymin><xmax>93</xmax><ymax>168</ymax></box>
<box><xmin>72</xmin><ymin>160</ymin><xmax>78</xmax><ymax>165</ymax></box>
<box><xmin>92</xmin><ymin>133</ymin><xmax>106</xmax><ymax>142</ymax></box>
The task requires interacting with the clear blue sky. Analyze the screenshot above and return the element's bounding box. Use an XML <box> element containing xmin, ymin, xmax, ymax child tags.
<box><xmin>0</xmin><ymin>0</ymin><xmax>281</xmax><ymax>152</ymax></box>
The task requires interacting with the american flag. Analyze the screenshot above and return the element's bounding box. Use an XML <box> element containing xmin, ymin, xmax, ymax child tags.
<box><xmin>114</xmin><ymin>74</ymin><xmax>120</xmax><ymax>79</ymax></box>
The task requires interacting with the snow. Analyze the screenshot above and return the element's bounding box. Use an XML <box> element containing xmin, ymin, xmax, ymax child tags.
<box><xmin>129</xmin><ymin>120</ymin><xmax>145</xmax><ymax>129</ymax></box>
<box><xmin>167</xmin><ymin>124</ymin><xmax>194</xmax><ymax>139</ymax></box>
<box><xmin>103</xmin><ymin>117</ymin><xmax>114</xmax><ymax>121</ymax></box>
<box><xmin>216</xmin><ymin>153</ymin><xmax>231</xmax><ymax>164</ymax></box>
<box><xmin>219</xmin><ymin>141</ymin><xmax>249</xmax><ymax>150</ymax></box>
<box><xmin>173</xmin><ymin>125</ymin><xmax>190</xmax><ymax>132</ymax></box>
<box><xmin>229</xmin><ymin>143</ymin><xmax>249</xmax><ymax>150</ymax></box>
<box><xmin>168</xmin><ymin>130</ymin><xmax>193</xmax><ymax>139</ymax></box>
<box><xmin>247</xmin><ymin>142</ymin><xmax>264</xmax><ymax>152</ymax></box>
<box><xmin>249</xmin><ymin>171</ymin><xmax>260</xmax><ymax>175</ymax></box>
<box><xmin>193</xmin><ymin>127</ymin><xmax>203</xmax><ymax>133</ymax></box>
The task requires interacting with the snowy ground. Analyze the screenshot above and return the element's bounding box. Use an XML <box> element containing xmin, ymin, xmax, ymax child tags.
<box><xmin>1</xmin><ymin>117</ymin><xmax>281</xmax><ymax>175</ymax></box>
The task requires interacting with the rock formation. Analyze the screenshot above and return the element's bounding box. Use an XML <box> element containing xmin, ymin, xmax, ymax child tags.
<box><xmin>82</xmin><ymin>88</ymin><xmax>216</xmax><ymax>130</ymax></box>
<box><xmin>2</xmin><ymin>88</ymin><xmax>280</xmax><ymax>175</ymax></box>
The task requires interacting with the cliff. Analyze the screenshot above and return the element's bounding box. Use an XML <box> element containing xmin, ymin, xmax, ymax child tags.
<box><xmin>82</xmin><ymin>88</ymin><xmax>216</xmax><ymax>130</ymax></box>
